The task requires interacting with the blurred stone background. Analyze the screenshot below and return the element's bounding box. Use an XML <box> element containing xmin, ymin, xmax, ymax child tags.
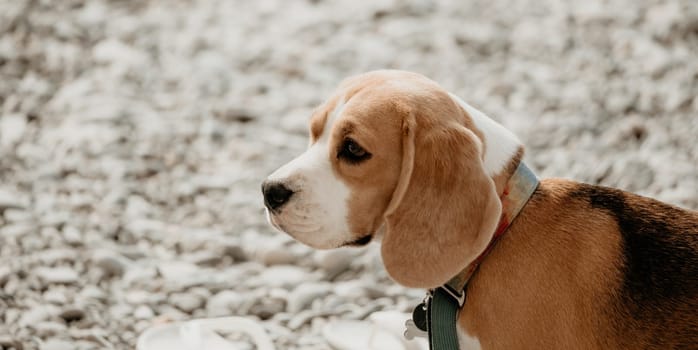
<box><xmin>0</xmin><ymin>0</ymin><xmax>696</xmax><ymax>349</ymax></box>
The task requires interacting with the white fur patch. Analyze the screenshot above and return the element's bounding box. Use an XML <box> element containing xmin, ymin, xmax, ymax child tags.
<box><xmin>458</xmin><ymin>326</ymin><xmax>482</xmax><ymax>350</ymax></box>
<box><xmin>449</xmin><ymin>93</ymin><xmax>521</xmax><ymax>177</ymax></box>
<box><xmin>265</xmin><ymin>98</ymin><xmax>352</xmax><ymax>248</ymax></box>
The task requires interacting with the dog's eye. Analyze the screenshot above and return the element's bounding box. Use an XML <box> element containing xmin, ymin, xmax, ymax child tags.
<box><xmin>339</xmin><ymin>139</ymin><xmax>371</xmax><ymax>163</ymax></box>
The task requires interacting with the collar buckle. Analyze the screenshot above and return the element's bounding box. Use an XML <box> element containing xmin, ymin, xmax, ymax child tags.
<box><xmin>439</xmin><ymin>285</ymin><xmax>466</xmax><ymax>307</ymax></box>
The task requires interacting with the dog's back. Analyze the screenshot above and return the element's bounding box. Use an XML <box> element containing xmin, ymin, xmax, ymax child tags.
<box><xmin>462</xmin><ymin>179</ymin><xmax>698</xmax><ymax>349</ymax></box>
<box><xmin>570</xmin><ymin>183</ymin><xmax>698</xmax><ymax>348</ymax></box>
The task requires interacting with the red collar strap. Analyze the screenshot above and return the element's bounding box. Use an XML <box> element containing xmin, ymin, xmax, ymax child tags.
<box><xmin>441</xmin><ymin>161</ymin><xmax>539</xmax><ymax>306</ymax></box>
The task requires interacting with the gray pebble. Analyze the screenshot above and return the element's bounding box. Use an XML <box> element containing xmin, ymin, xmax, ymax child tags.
<box><xmin>0</xmin><ymin>223</ymin><xmax>35</xmax><ymax>238</ymax></box>
<box><xmin>206</xmin><ymin>290</ymin><xmax>245</xmax><ymax>317</ymax></box>
<box><xmin>257</xmin><ymin>265</ymin><xmax>315</xmax><ymax>289</ymax></box>
<box><xmin>59</xmin><ymin>306</ymin><xmax>85</xmax><ymax>323</ymax></box>
<box><xmin>0</xmin><ymin>113</ymin><xmax>26</xmax><ymax>148</ymax></box>
<box><xmin>3</xmin><ymin>209</ymin><xmax>32</xmax><ymax>223</ymax></box>
<box><xmin>287</xmin><ymin>282</ymin><xmax>332</xmax><ymax>314</ymax></box>
<box><xmin>0</xmin><ymin>335</ymin><xmax>21</xmax><ymax>349</ymax></box>
<box><xmin>170</xmin><ymin>292</ymin><xmax>204</xmax><ymax>313</ymax></box>
<box><xmin>19</xmin><ymin>305</ymin><xmax>59</xmax><ymax>327</ymax></box>
<box><xmin>124</xmin><ymin>290</ymin><xmax>153</xmax><ymax>305</ymax></box>
<box><xmin>0</xmin><ymin>188</ymin><xmax>26</xmax><ymax>211</ymax></box>
<box><xmin>78</xmin><ymin>286</ymin><xmax>107</xmax><ymax>302</ymax></box>
<box><xmin>43</xmin><ymin>289</ymin><xmax>70</xmax><ymax>305</ymax></box>
<box><xmin>40</xmin><ymin>339</ymin><xmax>75</xmax><ymax>350</ymax></box>
<box><xmin>92</xmin><ymin>249</ymin><xmax>129</xmax><ymax>277</ymax></box>
<box><xmin>245</xmin><ymin>234</ymin><xmax>299</xmax><ymax>266</ymax></box>
<box><xmin>157</xmin><ymin>261</ymin><xmax>200</xmax><ymax>281</ymax></box>
<box><xmin>313</xmin><ymin>248</ymin><xmax>356</xmax><ymax>278</ymax></box>
<box><xmin>33</xmin><ymin>321</ymin><xmax>67</xmax><ymax>337</ymax></box>
<box><xmin>133</xmin><ymin>305</ymin><xmax>154</xmax><ymax>320</ymax></box>
<box><xmin>61</xmin><ymin>226</ymin><xmax>82</xmax><ymax>246</ymax></box>
<box><xmin>248</xmin><ymin>297</ymin><xmax>286</xmax><ymax>320</ymax></box>
<box><xmin>35</xmin><ymin>267</ymin><xmax>79</xmax><ymax>285</ymax></box>
<box><xmin>0</xmin><ymin>266</ymin><xmax>11</xmax><ymax>286</ymax></box>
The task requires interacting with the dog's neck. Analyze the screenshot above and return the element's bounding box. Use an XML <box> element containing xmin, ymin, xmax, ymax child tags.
<box><xmin>442</xmin><ymin>161</ymin><xmax>539</xmax><ymax>299</ymax></box>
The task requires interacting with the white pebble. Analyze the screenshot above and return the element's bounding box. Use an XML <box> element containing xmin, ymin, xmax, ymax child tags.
<box><xmin>35</xmin><ymin>267</ymin><xmax>79</xmax><ymax>285</ymax></box>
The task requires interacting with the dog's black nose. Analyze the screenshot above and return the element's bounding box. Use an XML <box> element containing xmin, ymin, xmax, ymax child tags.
<box><xmin>262</xmin><ymin>181</ymin><xmax>294</xmax><ymax>210</ymax></box>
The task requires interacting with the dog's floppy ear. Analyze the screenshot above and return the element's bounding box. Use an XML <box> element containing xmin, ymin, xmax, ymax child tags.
<box><xmin>382</xmin><ymin>111</ymin><xmax>502</xmax><ymax>288</ymax></box>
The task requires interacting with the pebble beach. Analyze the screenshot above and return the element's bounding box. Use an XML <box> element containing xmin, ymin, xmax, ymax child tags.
<box><xmin>0</xmin><ymin>0</ymin><xmax>697</xmax><ymax>349</ymax></box>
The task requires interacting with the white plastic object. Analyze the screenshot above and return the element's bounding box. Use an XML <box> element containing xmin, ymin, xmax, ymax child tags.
<box><xmin>136</xmin><ymin>316</ymin><xmax>275</xmax><ymax>350</ymax></box>
<box><xmin>322</xmin><ymin>311</ymin><xmax>429</xmax><ymax>350</ymax></box>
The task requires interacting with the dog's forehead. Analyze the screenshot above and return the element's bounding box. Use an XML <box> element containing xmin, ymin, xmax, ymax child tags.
<box><xmin>309</xmin><ymin>97</ymin><xmax>397</xmax><ymax>146</ymax></box>
<box><xmin>308</xmin><ymin>71</ymin><xmax>443</xmax><ymax>143</ymax></box>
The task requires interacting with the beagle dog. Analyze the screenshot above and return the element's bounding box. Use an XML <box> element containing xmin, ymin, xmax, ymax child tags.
<box><xmin>262</xmin><ymin>70</ymin><xmax>698</xmax><ymax>349</ymax></box>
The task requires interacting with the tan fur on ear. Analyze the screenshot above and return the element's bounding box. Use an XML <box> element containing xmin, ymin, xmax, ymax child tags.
<box><xmin>382</xmin><ymin>112</ymin><xmax>502</xmax><ymax>288</ymax></box>
<box><xmin>384</xmin><ymin>115</ymin><xmax>416</xmax><ymax>217</ymax></box>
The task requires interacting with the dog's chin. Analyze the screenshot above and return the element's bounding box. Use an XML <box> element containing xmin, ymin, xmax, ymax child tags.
<box><xmin>266</xmin><ymin>210</ymin><xmax>374</xmax><ymax>249</ymax></box>
<box><xmin>274</xmin><ymin>225</ymin><xmax>373</xmax><ymax>250</ymax></box>
<box><xmin>342</xmin><ymin>234</ymin><xmax>373</xmax><ymax>247</ymax></box>
<box><xmin>270</xmin><ymin>222</ymin><xmax>349</xmax><ymax>249</ymax></box>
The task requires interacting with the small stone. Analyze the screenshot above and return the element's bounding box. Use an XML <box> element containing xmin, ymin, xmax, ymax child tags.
<box><xmin>59</xmin><ymin>306</ymin><xmax>85</xmax><ymax>322</ymax></box>
<box><xmin>19</xmin><ymin>306</ymin><xmax>58</xmax><ymax>327</ymax></box>
<box><xmin>92</xmin><ymin>249</ymin><xmax>128</xmax><ymax>277</ymax></box>
<box><xmin>288</xmin><ymin>310</ymin><xmax>334</xmax><ymax>331</ymax></box>
<box><xmin>219</xmin><ymin>240</ymin><xmax>247</xmax><ymax>262</ymax></box>
<box><xmin>0</xmin><ymin>188</ymin><xmax>26</xmax><ymax>211</ymax></box>
<box><xmin>124</xmin><ymin>290</ymin><xmax>153</xmax><ymax>305</ymax></box>
<box><xmin>170</xmin><ymin>292</ymin><xmax>204</xmax><ymax>313</ymax></box>
<box><xmin>246</xmin><ymin>235</ymin><xmax>299</xmax><ymax>266</ymax></box>
<box><xmin>92</xmin><ymin>39</ymin><xmax>149</xmax><ymax>70</ymax></box>
<box><xmin>287</xmin><ymin>282</ymin><xmax>332</xmax><ymax>313</ymax></box>
<box><xmin>182</xmin><ymin>251</ymin><xmax>222</xmax><ymax>266</ymax></box>
<box><xmin>334</xmin><ymin>280</ymin><xmax>369</xmax><ymax>299</ymax></box>
<box><xmin>0</xmin><ymin>335</ymin><xmax>20</xmax><ymax>349</ymax></box>
<box><xmin>35</xmin><ymin>267</ymin><xmax>79</xmax><ymax>285</ymax></box>
<box><xmin>133</xmin><ymin>305</ymin><xmax>154</xmax><ymax>320</ymax></box>
<box><xmin>62</xmin><ymin>226</ymin><xmax>82</xmax><ymax>246</ymax></box>
<box><xmin>157</xmin><ymin>261</ymin><xmax>200</xmax><ymax>281</ymax></box>
<box><xmin>313</xmin><ymin>248</ymin><xmax>356</xmax><ymax>278</ymax></box>
<box><xmin>109</xmin><ymin>303</ymin><xmax>133</xmax><ymax>320</ymax></box>
<box><xmin>0</xmin><ymin>266</ymin><xmax>11</xmax><ymax>286</ymax></box>
<box><xmin>153</xmin><ymin>306</ymin><xmax>187</xmax><ymax>322</ymax></box>
<box><xmin>122</xmin><ymin>265</ymin><xmax>157</xmax><ymax>286</ymax></box>
<box><xmin>280</xmin><ymin>108</ymin><xmax>312</xmax><ymax>135</ymax></box>
<box><xmin>248</xmin><ymin>298</ymin><xmax>286</xmax><ymax>320</ymax></box>
<box><xmin>40</xmin><ymin>339</ymin><xmax>74</xmax><ymax>350</ymax></box>
<box><xmin>68</xmin><ymin>327</ymin><xmax>110</xmax><ymax>343</ymax></box>
<box><xmin>206</xmin><ymin>290</ymin><xmax>245</xmax><ymax>317</ymax></box>
<box><xmin>0</xmin><ymin>223</ymin><xmax>35</xmax><ymax>238</ymax></box>
<box><xmin>258</xmin><ymin>265</ymin><xmax>314</xmax><ymax>289</ymax></box>
<box><xmin>37</xmin><ymin>249</ymin><xmax>76</xmax><ymax>265</ymax></box>
<box><xmin>78</xmin><ymin>286</ymin><xmax>107</xmax><ymax>302</ymax></box>
<box><xmin>33</xmin><ymin>321</ymin><xmax>67</xmax><ymax>337</ymax></box>
<box><xmin>3</xmin><ymin>208</ymin><xmax>32</xmax><ymax>222</ymax></box>
<box><xmin>20</xmin><ymin>235</ymin><xmax>45</xmax><ymax>251</ymax></box>
<box><xmin>43</xmin><ymin>289</ymin><xmax>69</xmax><ymax>305</ymax></box>
<box><xmin>0</xmin><ymin>113</ymin><xmax>27</xmax><ymax>148</ymax></box>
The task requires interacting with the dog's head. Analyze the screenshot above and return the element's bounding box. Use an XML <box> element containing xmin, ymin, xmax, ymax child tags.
<box><xmin>263</xmin><ymin>70</ymin><xmax>521</xmax><ymax>288</ymax></box>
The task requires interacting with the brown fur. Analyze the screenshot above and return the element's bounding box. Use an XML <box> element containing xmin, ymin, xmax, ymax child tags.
<box><xmin>300</xmin><ymin>70</ymin><xmax>698</xmax><ymax>348</ymax></box>
<box><xmin>460</xmin><ymin>180</ymin><xmax>698</xmax><ymax>349</ymax></box>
